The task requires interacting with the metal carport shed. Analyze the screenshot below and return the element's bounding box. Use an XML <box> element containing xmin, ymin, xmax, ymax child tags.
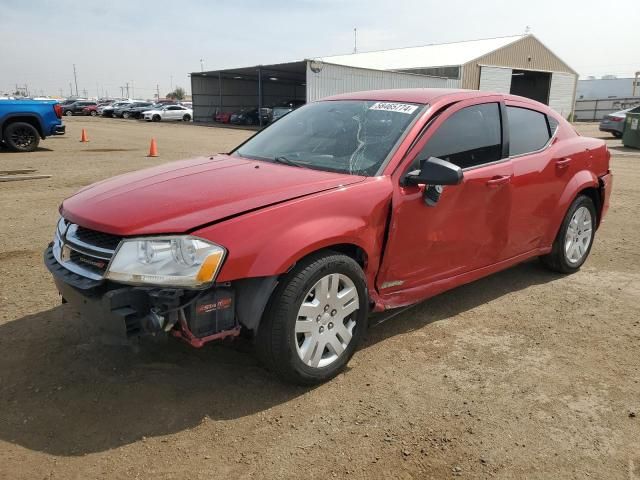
<box><xmin>190</xmin><ymin>61</ymin><xmax>455</xmax><ymax>125</ymax></box>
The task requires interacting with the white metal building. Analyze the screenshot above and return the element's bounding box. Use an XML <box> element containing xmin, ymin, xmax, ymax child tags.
<box><xmin>191</xmin><ymin>34</ymin><xmax>578</xmax><ymax>124</ymax></box>
<box><xmin>322</xmin><ymin>34</ymin><xmax>578</xmax><ymax>118</ymax></box>
<box><xmin>577</xmin><ymin>77</ymin><xmax>640</xmax><ymax>100</ymax></box>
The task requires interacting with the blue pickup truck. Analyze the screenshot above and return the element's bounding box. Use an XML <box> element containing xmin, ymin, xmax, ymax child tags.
<box><xmin>0</xmin><ymin>99</ymin><xmax>65</xmax><ymax>152</ymax></box>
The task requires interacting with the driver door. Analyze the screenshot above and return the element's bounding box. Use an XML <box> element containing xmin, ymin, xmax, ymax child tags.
<box><xmin>377</xmin><ymin>98</ymin><xmax>514</xmax><ymax>297</ymax></box>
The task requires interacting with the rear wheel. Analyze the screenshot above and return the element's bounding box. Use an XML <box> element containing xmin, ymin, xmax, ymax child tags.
<box><xmin>122</xmin><ymin>112</ymin><xmax>130</xmax><ymax>119</ymax></box>
<box><xmin>3</xmin><ymin>122</ymin><xmax>40</xmax><ymax>152</ymax></box>
<box><xmin>612</xmin><ymin>132</ymin><xmax>622</xmax><ymax>138</ymax></box>
<box><xmin>540</xmin><ymin>195</ymin><xmax>596</xmax><ymax>273</ymax></box>
<box><xmin>64</xmin><ymin>110</ymin><xmax>73</xmax><ymax>117</ymax></box>
<box><xmin>256</xmin><ymin>252</ymin><xmax>368</xmax><ymax>385</ymax></box>
<box><xmin>90</xmin><ymin>110</ymin><xmax>97</xmax><ymax>117</ymax></box>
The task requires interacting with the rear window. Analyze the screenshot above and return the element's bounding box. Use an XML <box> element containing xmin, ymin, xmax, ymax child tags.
<box><xmin>507</xmin><ymin>106</ymin><xmax>551</xmax><ymax>156</ymax></box>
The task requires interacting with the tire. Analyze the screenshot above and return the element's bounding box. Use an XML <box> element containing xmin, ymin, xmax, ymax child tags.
<box><xmin>256</xmin><ymin>252</ymin><xmax>369</xmax><ymax>385</ymax></box>
<box><xmin>122</xmin><ymin>112</ymin><xmax>130</xmax><ymax>119</ymax></box>
<box><xmin>64</xmin><ymin>110</ymin><xmax>73</xmax><ymax>116</ymax></box>
<box><xmin>183</xmin><ymin>114</ymin><xmax>191</xmax><ymax>122</ymax></box>
<box><xmin>152</xmin><ymin>115</ymin><xmax>161</xmax><ymax>122</ymax></box>
<box><xmin>3</xmin><ymin>121</ymin><xmax>40</xmax><ymax>152</ymax></box>
<box><xmin>90</xmin><ymin>110</ymin><xmax>97</xmax><ymax>117</ymax></box>
<box><xmin>540</xmin><ymin>195</ymin><xmax>596</xmax><ymax>273</ymax></box>
<box><xmin>612</xmin><ymin>132</ymin><xmax>622</xmax><ymax>139</ymax></box>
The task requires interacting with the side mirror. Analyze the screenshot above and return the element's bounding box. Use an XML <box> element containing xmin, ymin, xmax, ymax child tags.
<box><xmin>404</xmin><ymin>157</ymin><xmax>463</xmax><ymax>187</ymax></box>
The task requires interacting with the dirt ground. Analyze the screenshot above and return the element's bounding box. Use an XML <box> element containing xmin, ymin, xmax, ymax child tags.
<box><xmin>0</xmin><ymin>117</ymin><xmax>638</xmax><ymax>480</ymax></box>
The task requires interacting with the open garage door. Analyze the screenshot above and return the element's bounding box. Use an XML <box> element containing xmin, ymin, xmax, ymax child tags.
<box><xmin>548</xmin><ymin>72</ymin><xmax>577</xmax><ymax>118</ymax></box>
<box><xmin>479</xmin><ymin>66</ymin><xmax>512</xmax><ymax>93</ymax></box>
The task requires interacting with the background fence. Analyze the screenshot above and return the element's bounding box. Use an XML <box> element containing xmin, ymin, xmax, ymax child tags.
<box><xmin>574</xmin><ymin>97</ymin><xmax>640</xmax><ymax>121</ymax></box>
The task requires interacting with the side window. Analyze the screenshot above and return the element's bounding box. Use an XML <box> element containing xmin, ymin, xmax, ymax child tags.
<box><xmin>507</xmin><ymin>106</ymin><xmax>551</xmax><ymax>156</ymax></box>
<box><xmin>547</xmin><ymin>115</ymin><xmax>559</xmax><ymax>135</ymax></box>
<box><xmin>414</xmin><ymin>103</ymin><xmax>502</xmax><ymax>170</ymax></box>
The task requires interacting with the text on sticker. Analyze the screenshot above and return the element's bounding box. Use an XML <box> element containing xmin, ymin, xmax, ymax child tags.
<box><xmin>369</xmin><ymin>102</ymin><xmax>418</xmax><ymax>114</ymax></box>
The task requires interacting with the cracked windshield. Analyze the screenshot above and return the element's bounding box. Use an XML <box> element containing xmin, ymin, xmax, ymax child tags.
<box><xmin>234</xmin><ymin>100</ymin><xmax>423</xmax><ymax>175</ymax></box>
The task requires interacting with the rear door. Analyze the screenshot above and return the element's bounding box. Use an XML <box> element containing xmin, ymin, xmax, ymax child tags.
<box><xmin>504</xmin><ymin>102</ymin><xmax>569</xmax><ymax>256</ymax></box>
<box><xmin>377</xmin><ymin>98</ymin><xmax>514</xmax><ymax>294</ymax></box>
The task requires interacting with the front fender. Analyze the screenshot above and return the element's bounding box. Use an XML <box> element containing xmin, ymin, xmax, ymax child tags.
<box><xmin>193</xmin><ymin>177</ymin><xmax>393</xmax><ymax>285</ymax></box>
<box><xmin>543</xmin><ymin>169</ymin><xmax>598</xmax><ymax>246</ymax></box>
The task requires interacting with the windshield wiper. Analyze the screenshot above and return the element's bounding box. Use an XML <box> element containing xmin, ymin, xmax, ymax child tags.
<box><xmin>273</xmin><ymin>156</ymin><xmax>304</xmax><ymax>168</ymax></box>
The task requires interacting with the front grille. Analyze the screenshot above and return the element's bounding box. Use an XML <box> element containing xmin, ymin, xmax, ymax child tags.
<box><xmin>52</xmin><ymin>218</ymin><xmax>122</xmax><ymax>281</ymax></box>
<box><xmin>75</xmin><ymin>226</ymin><xmax>121</xmax><ymax>250</ymax></box>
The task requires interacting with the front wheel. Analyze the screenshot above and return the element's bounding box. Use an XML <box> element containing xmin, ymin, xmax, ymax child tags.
<box><xmin>183</xmin><ymin>114</ymin><xmax>191</xmax><ymax>122</ymax></box>
<box><xmin>3</xmin><ymin>121</ymin><xmax>40</xmax><ymax>152</ymax></box>
<box><xmin>540</xmin><ymin>195</ymin><xmax>596</xmax><ymax>273</ymax></box>
<box><xmin>122</xmin><ymin>112</ymin><xmax>130</xmax><ymax>119</ymax></box>
<box><xmin>152</xmin><ymin>114</ymin><xmax>161</xmax><ymax>122</ymax></box>
<box><xmin>256</xmin><ymin>252</ymin><xmax>368</xmax><ymax>385</ymax></box>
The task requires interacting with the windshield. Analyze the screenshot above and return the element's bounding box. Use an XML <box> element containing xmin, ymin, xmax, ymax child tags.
<box><xmin>234</xmin><ymin>100</ymin><xmax>423</xmax><ymax>176</ymax></box>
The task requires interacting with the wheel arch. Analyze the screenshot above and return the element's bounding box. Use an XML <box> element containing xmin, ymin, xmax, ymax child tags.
<box><xmin>0</xmin><ymin>114</ymin><xmax>45</xmax><ymax>138</ymax></box>
<box><xmin>234</xmin><ymin>243</ymin><xmax>369</xmax><ymax>334</ymax></box>
<box><xmin>543</xmin><ymin>170</ymin><xmax>599</xmax><ymax>246</ymax></box>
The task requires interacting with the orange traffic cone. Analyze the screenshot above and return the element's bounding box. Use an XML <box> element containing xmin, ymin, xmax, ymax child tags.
<box><xmin>148</xmin><ymin>138</ymin><xmax>158</xmax><ymax>157</ymax></box>
<box><xmin>80</xmin><ymin>129</ymin><xmax>89</xmax><ymax>142</ymax></box>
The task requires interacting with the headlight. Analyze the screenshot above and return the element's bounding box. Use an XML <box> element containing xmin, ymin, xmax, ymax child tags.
<box><xmin>105</xmin><ymin>236</ymin><xmax>226</xmax><ymax>288</ymax></box>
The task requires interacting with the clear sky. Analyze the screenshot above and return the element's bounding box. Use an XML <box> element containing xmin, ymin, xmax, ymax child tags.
<box><xmin>1</xmin><ymin>0</ymin><xmax>638</xmax><ymax>98</ymax></box>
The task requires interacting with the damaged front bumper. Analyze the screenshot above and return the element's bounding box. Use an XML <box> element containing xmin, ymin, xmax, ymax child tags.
<box><xmin>44</xmin><ymin>244</ymin><xmax>240</xmax><ymax>347</ymax></box>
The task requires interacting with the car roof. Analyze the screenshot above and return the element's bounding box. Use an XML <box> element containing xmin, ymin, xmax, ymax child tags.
<box><xmin>321</xmin><ymin>88</ymin><xmax>545</xmax><ymax>108</ymax></box>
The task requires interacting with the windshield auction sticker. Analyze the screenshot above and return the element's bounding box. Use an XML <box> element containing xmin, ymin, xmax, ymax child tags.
<box><xmin>369</xmin><ymin>102</ymin><xmax>418</xmax><ymax>114</ymax></box>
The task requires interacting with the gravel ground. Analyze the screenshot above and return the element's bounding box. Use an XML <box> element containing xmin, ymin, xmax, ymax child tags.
<box><xmin>0</xmin><ymin>117</ymin><xmax>638</xmax><ymax>480</ymax></box>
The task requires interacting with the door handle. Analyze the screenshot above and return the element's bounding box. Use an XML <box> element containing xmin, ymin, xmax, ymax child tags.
<box><xmin>486</xmin><ymin>175</ymin><xmax>512</xmax><ymax>187</ymax></box>
<box><xmin>556</xmin><ymin>157</ymin><xmax>572</xmax><ymax>169</ymax></box>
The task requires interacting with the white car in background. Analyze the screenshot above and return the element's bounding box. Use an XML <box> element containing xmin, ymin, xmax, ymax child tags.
<box><xmin>143</xmin><ymin>104</ymin><xmax>193</xmax><ymax>122</ymax></box>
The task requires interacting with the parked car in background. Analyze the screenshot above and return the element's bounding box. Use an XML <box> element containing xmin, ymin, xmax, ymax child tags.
<box><xmin>116</xmin><ymin>102</ymin><xmax>154</xmax><ymax>118</ymax></box>
<box><xmin>599</xmin><ymin>106</ymin><xmax>640</xmax><ymax>138</ymax></box>
<box><xmin>143</xmin><ymin>104</ymin><xmax>192</xmax><ymax>122</ymax></box>
<box><xmin>214</xmin><ymin>111</ymin><xmax>232</xmax><ymax>123</ymax></box>
<box><xmin>0</xmin><ymin>99</ymin><xmax>65</xmax><ymax>151</ymax></box>
<box><xmin>101</xmin><ymin>100</ymin><xmax>135</xmax><ymax>117</ymax></box>
<box><xmin>270</xmin><ymin>100</ymin><xmax>306</xmax><ymax>123</ymax></box>
<box><xmin>45</xmin><ymin>89</ymin><xmax>612</xmax><ymax>384</ymax></box>
<box><xmin>230</xmin><ymin>107</ymin><xmax>269</xmax><ymax>125</ymax></box>
<box><xmin>62</xmin><ymin>100</ymin><xmax>97</xmax><ymax>116</ymax></box>
<box><xmin>125</xmin><ymin>102</ymin><xmax>173</xmax><ymax>119</ymax></box>
<box><xmin>82</xmin><ymin>102</ymin><xmax>111</xmax><ymax>116</ymax></box>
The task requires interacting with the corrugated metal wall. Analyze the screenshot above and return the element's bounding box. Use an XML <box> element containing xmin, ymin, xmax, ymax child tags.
<box><xmin>191</xmin><ymin>74</ymin><xmax>305</xmax><ymax>123</ymax></box>
<box><xmin>478</xmin><ymin>66</ymin><xmax>513</xmax><ymax>92</ymax></box>
<box><xmin>306</xmin><ymin>62</ymin><xmax>458</xmax><ymax>102</ymax></box>
<box><xmin>461</xmin><ymin>36</ymin><xmax>576</xmax><ymax>90</ymax></box>
<box><xmin>548</xmin><ymin>73</ymin><xmax>578</xmax><ymax>118</ymax></box>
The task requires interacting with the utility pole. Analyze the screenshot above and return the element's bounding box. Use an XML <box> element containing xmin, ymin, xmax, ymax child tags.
<box><xmin>131</xmin><ymin>80</ymin><xmax>134</xmax><ymax>99</ymax></box>
<box><xmin>200</xmin><ymin>58</ymin><xmax>204</xmax><ymax>72</ymax></box>
<box><xmin>96</xmin><ymin>82</ymin><xmax>100</xmax><ymax>100</ymax></box>
<box><xmin>120</xmin><ymin>86</ymin><xmax>124</xmax><ymax>98</ymax></box>
<box><xmin>69</xmin><ymin>82</ymin><xmax>73</xmax><ymax>97</ymax></box>
<box><xmin>156</xmin><ymin>84</ymin><xmax>160</xmax><ymax>100</ymax></box>
<box><xmin>633</xmin><ymin>71</ymin><xmax>640</xmax><ymax>97</ymax></box>
<box><xmin>82</xmin><ymin>88</ymin><xmax>88</xmax><ymax>98</ymax></box>
<box><xmin>353</xmin><ymin>28</ymin><xmax>357</xmax><ymax>53</ymax></box>
<box><xmin>72</xmin><ymin>64</ymin><xmax>78</xmax><ymax>96</ymax></box>
<box><xmin>125</xmin><ymin>82</ymin><xmax>129</xmax><ymax>98</ymax></box>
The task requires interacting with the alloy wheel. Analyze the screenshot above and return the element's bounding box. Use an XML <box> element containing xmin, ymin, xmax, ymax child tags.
<box><xmin>9</xmin><ymin>126</ymin><xmax>37</xmax><ymax>149</ymax></box>
<box><xmin>295</xmin><ymin>273</ymin><xmax>359</xmax><ymax>368</ymax></box>
<box><xmin>565</xmin><ymin>206</ymin><xmax>593</xmax><ymax>264</ymax></box>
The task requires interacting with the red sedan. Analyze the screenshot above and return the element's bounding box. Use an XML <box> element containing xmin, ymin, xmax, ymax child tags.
<box><xmin>46</xmin><ymin>89</ymin><xmax>612</xmax><ymax>384</ymax></box>
<box><xmin>214</xmin><ymin>111</ymin><xmax>232</xmax><ymax>123</ymax></box>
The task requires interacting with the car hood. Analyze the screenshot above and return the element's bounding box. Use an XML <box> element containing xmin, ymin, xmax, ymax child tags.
<box><xmin>61</xmin><ymin>154</ymin><xmax>365</xmax><ymax>236</ymax></box>
<box><xmin>143</xmin><ymin>109</ymin><xmax>161</xmax><ymax>114</ymax></box>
